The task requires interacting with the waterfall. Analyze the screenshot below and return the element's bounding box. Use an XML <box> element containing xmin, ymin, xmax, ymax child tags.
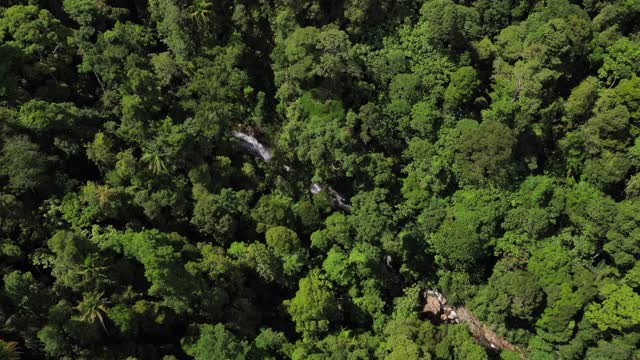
<box><xmin>310</xmin><ymin>184</ymin><xmax>353</xmax><ymax>212</ymax></box>
<box><xmin>233</xmin><ymin>130</ymin><xmax>351</xmax><ymax>211</ymax></box>
<box><xmin>310</xmin><ymin>183</ymin><xmax>323</xmax><ymax>194</ymax></box>
<box><xmin>232</xmin><ymin>130</ymin><xmax>274</xmax><ymax>162</ymax></box>
<box><xmin>327</xmin><ymin>186</ymin><xmax>353</xmax><ymax>211</ymax></box>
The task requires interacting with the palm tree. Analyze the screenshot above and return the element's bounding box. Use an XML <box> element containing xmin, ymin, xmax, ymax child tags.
<box><xmin>141</xmin><ymin>148</ymin><xmax>169</xmax><ymax>174</ymax></box>
<box><xmin>189</xmin><ymin>0</ymin><xmax>213</xmax><ymax>27</ymax></box>
<box><xmin>0</xmin><ymin>339</ymin><xmax>20</xmax><ymax>360</ymax></box>
<box><xmin>92</xmin><ymin>183</ymin><xmax>114</xmax><ymax>207</ymax></box>
<box><xmin>77</xmin><ymin>256</ymin><xmax>110</xmax><ymax>289</ymax></box>
<box><xmin>75</xmin><ymin>292</ymin><xmax>109</xmax><ymax>334</ymax></box>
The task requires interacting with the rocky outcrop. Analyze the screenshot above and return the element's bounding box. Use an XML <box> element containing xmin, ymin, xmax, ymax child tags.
<box><xmin>423</xmin><ymin>290</ymin><xmax>459</xmax><ymax>323</ymax></box>
<box><xmin>422</xmin><ymin>290</ymin><xmax>525</xmax><ymax>358</ymax></box>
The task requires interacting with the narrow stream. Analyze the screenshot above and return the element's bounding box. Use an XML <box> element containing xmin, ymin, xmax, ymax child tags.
<box><xmin>233</xmin><ymin>131</ymin><xmax>524</xmax><ymax>356</ymax></box>
<box><xmin>233</xmin><ymin>130</ymin><xmax>352</xmax><ymax>211</ymax></box>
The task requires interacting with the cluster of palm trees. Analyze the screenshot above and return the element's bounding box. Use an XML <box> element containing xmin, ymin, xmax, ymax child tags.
<box><xmin>3</xmin><ymin>275</ymin><xmax>113</xmax><ymax>356</ymax></box>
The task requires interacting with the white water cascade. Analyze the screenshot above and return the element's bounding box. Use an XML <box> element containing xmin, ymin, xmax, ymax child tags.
<box><xmin>233</xmin><ymin>130</ymin><xmax>274</xmax><ymax>162</ymax></box>
<box><xmin>233</xmin><ymin>130</ymin><xmax>351</xmax><ymax>212</ymax></box>
<box><xmin>310</xmin><ymin>183</ymin><xmax>352</xmax><ymax>211</ymax></box>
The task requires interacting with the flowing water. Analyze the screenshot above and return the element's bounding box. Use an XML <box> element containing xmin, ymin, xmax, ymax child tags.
<box><xmin>310</xmin><ymin>183</ymin><xmax>323</xmax><ymax>194</ymax></box>
<box><xmin>234</xmin><ymin>131</ymin><xmax>520</xmax><ymax>357</ymax></box>
<box><xmin>233</xmin><ymin>131</ymin><xmax>351</xmax><ymax>211</ymax></box>
<box><xmin>327</xmin><ymin>186</ymin><xmax>352</xmax><ymax>211</ymax></box>
<box><xmin>310</xmin><ymin>183</ymin><xmax>352</xmax><ymax>211</ymax></box>
<box><xmin>233</xmin><ymin>130</ymin><xmax>274</xmax><ymax>162</ymax></box>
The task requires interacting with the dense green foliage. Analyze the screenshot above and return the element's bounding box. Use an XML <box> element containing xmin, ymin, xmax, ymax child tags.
<box><xmin>1</xmin><ymin>0</ymin><xmax>640</xmax><ymax>358</ymax></box>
